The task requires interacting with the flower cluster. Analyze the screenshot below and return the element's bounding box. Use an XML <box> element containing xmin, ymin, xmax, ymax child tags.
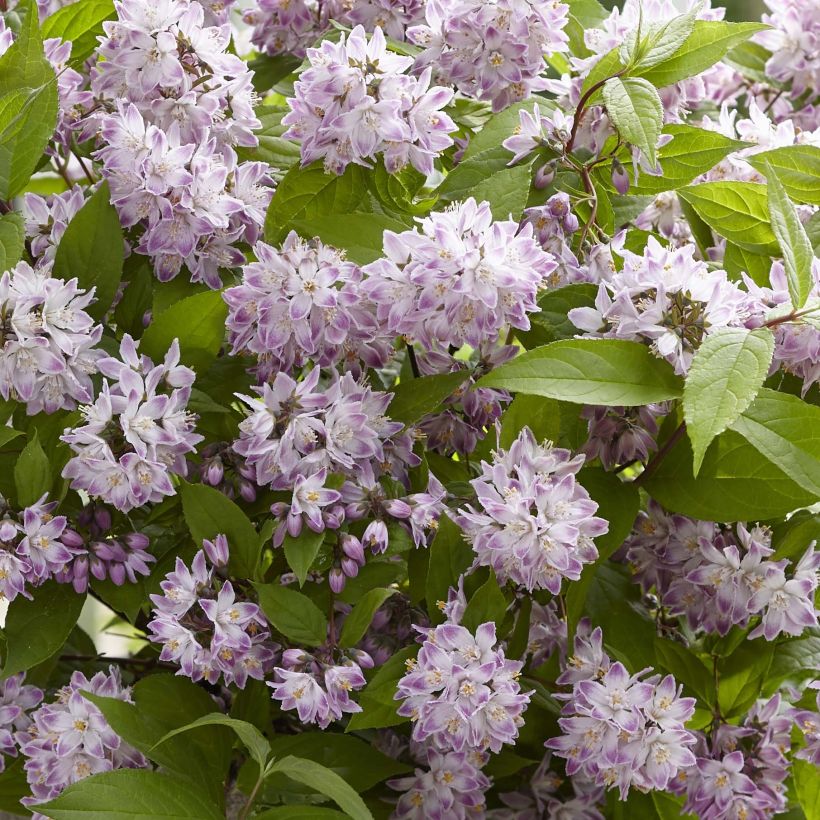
<box><xmin>547</xmin><ymin>625</ymin><xmax>698</xmax><ymax>797</ymax></box>
<box><xmin>569</xmin><ymin>237</ymin><xmax>753</xmax><ymax>375</ymax></box>
<box><xmin>675</xmin><ymin>695</ymin><xmax>795</xmax><ymax>818</ymax></box>
<box><xmin>224</xmin><ymin>232</ymin><xmax>392</xmax><ymax>380</ymax></box>
<box><xmin>61</xmin><ymin>335</ymin><xmax>202</xmax><ymax>512</ymax></box>
<box><xmin>283</xmin><ymin>25</ymin><xmax>456</xmax><ymax>175</ymax></box>
<box><xmin>17</xmin><ymin>667</ymin><xmax>148</xmax><ymax>809</ymax></box>
<box><xmin>457</xmin><ymin>427</ymin><xmax>608</xmax><ymax>593</ymax></box>
<box><xmin>624</xmin><ymin>501</ymin><xmax>820</xmax><ymax>639</ymax></box>
<box><xmin>362</xmin><ymin>198</ymin><xmax>558</xmax><ymax>351</ymax></box>
<box><xmin>148</xmin><ymin>538</ymin><xmax>277</xmax><ymax>688</ymax></box>
<box><xmin>22</xmin><ymin>187</ymin><xmax>88</xmax><ymax>265</ymax></box>
<box><xmin>0</xmin><ymin>260</ymin><xmax>102</xmax><ymax>415</ymax></box>
<box><xmin>793</xmin><ymin>681</ymin><xmax>820</xmax><ymax>766</ymax></box>
<box><xmin>89</xmin><ymin>0</ymin><xmax>270</xmax><ymax>286</ymax></box>
<box><xmin>757</xmin><ymin>0</ymin><xmax>820</xmax><ymax>97</ymax></box>
<box><xmin>409</xmin><ymin>0</ymin><xmax>570</xmax><ymax>112</ymax></box>
<box><xmin>0</xmin><ymin>674</ymin><xmax>42</xmax><ymax>773</ymax></box>
<box><xmin>396</xmin><ymin>621</ymin><xmax>530</xmax><ymax>753</ymax></box>
<box><xmin>268</xmin><ymin>647</ymin><xmax>369</xmax><ymax>729</ymax></box>
<box><xmin>388</xmin><ymin>747</ymin><xmax>491</xmax><ymax>820</ymax></box>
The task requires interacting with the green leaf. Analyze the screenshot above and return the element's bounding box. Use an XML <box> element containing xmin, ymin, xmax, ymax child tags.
<box><xmin>499</xmin><ymin>394</ymin><xmax>561</xmax><ymax>450</ymax></box>
<box><xmin>644</xmin><ymin>426</ymin><xmax>816</xmax><ymax>520</ymax></box>
<box><xmin>607</xmin><ymin>124</ymin><xmax>747</xmax><ymax>196</ymax></box>
<box><xmin>730</xmin><ymin>388</ymin><xmax>820</xmax><ymax>497</ymax></box>
<box><xmin>653</xmin><ymin>637</ymin><xmax>714</xmax><ymax>704</ymax></box>
<box><xmin>0</xmin><ymin>757</ymin><xmax>30</xmax><ymax>815</ymax></box>
<box><xmin>339</xmin><ymin>588</ymin><xmax>396</xmax><ymax>648</ymax></box>
<box><xmin>52</xmin><ymin>181</ymin><xmax>124</xmax><ymax>320</ymax></box>
<box><xmin>140</xmin><ymin>290</ymin><xmax>227</xmax><ymax>374</ymax></box>
<box><xmin>461</xmin><ymin>570</ymin><xmax>507</xmax><ymax>633</ymax></box>
<box><xmin>283</xmin><ymin>528</ymin><xmax>325</xmax><ymax>587</ymax></box>
<box><xmin>268</xmin><ymin>756</ymin><xmax>373</xmax><ymax>820</ymax></box>
<box><xmin>0</xmin><ymin>211</ymin><xmax>24</xmax><ymax>272</ymax></box>
<box><xmin>254</xmin><ymin>582</ymin><xmax>328</xmax><ymax>646</ymax></box>
<box><xmin>564</xmin><ymin>0</ymin><xmax>608</xmax><ymax>58</ymax></box>
<box><xmin>794</xmin><ymin>759</ymin><xmax>820</xmax><ymax>820</ymax></box>
<box><xmin>516</xmin><ymin>284</ymin><xmax>599</xmax><ymax>349</ymax></box>
<box><xmin>179</xmin><ymin>481</ymin><xmax>259</xmax><ymax>580</ymax></box>
<box><xmin>683</xmin><ymin>328</ymin><xmax>774</xmax><ymax>474</ymax></box>
<box><xmin>248</xmin><ymin>54</ymin><xmax>301</xmax><ymax>94</ymax></box>
<box><xmin>237</xmin><ymin>106</ymin><xmax>301</xmax><ymax>170</ymax></box>
<box><xmin>152</xmin><ymin>714</ymin><xmax>270</xmax><ymax>772</ymax></box>
<box><xmin>477</xmin><ymin>339</ymin><xmax>684</xmax><ymax>406</ymax></box>
<box><xmin>678</xmin><ymin>181</ymin><xmax>777</xmax><ymax>253</ymax></box>
<box><xmin>765</xmin><ymin>632</ymin><xmax>820</xmax><ymax>692</ymax></box>
<box><xmin>291</xmin><ymin>211</ymin><xmax>410</xmax><ymax>265</ymax></box>
<box><xmin>718</xmin><ymin>639</ymin><xmax>774</xmax><ymax>717</ymax></box>
<box><xmin>255</xmin><ymin>810</ymin><xmax>347</xmax><ymax>820</ymax></box>
<box><xmin>723</xmin><ymin>39</ymin><xmax>773</xmax><ymax>85</ymax></box>
<box><xmin>463</xmin><ymin>100</ymin><xmax>551</xmax><ymax>162</ymax></box>
<box><xmin>36</xmin><ymin>770</ymin><xmax>224</xmax><ymax>819</ymax></box>
<box><xmin>425</xmin><ymin>514</ymin><xmax>474</xmax><ymax>624</ymax></box>
<box><xmin>633</xmin><ymin>11</ymin><xmax>697</xmax><ymax>70</ymax></box>
<box><xmin>0</xmin><ymin>1</ymin><xmax>58</xmax><ymax>198</ymax></box>
<box><xmin>265</xmin><ymin>163</ymin><xmax>370</xmax><ymax>245</ymax></box>
<box><xmin>765</xmin><ymin>161</ymin><xmax>814</xmax><ymax>309</ymax></box>
<box><xmin>772</xmin><ymin>510</ymin><xmax>820</xmax><ymax>562</ymax></box>
<box><xmin>723</xmin><ymin>241</ymin><xmax>771</xmax><ymax>287</ymax></box>
<box><xmin>14</xmin><ymin>430</ymin><xmax>51</xmax><ymax>506</ymax></box>
<box><xmin>602</xmin><ymin>77</ymin><xmax>663</xmax><ymax>166</ymax></box>
<box><xmin>747</xmin><ymin>144</ymin><xmax>820</xmax><ymax>206</ymax></box>
<box><xmin>2</xmin><ymin>581</ymin><xmax>85</xmax><ymax>677</ymax></box>
<box><xmin>266</xmin><ymin>733</ymin><xmax>409</xmax><ymax>793</ymax></box>
<box><xmin>437</xmin><ymin>147</ymin><xmax>531</xmax><ymax>221</ymax></box>
<box><xmin>82</xmin><ymin>675</ymin><xmax>231</xmax><ymax>806</ymax></box>
<box><xmin>346</xmin><ymin>645</ymin><xmax>415</xmax><ymax>731</ymax></box>
<box><xmin>388</xmin><ymin>371</ymin><xmax>468</xmax><ymax>425</ymax></box>
<box><xmin>636</xmin><ymin>21</ymin><xmax>767</xmax><ymax>88</ymax></box>
<box><xmin>40</xmin><ymin>0</ymin><xmax>115</xmax><ymax>63</ymax></box>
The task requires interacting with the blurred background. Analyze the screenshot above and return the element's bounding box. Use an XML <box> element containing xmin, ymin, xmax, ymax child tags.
<box><xmin>601</xmin><ymin>0</ymin><xmax>766</xmax><ymax>20</ymax></box>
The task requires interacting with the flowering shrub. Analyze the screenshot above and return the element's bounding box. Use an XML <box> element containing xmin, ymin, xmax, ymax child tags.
<box><xmin>0</xmin><ymin>0</ymin><xmax>817</xmax><ymax>817</ymax></box>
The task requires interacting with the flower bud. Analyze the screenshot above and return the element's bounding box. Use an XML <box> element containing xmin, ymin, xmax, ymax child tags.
<box><xmin>611</xmin><ymin>159</ymin><xmax>630</xmax><ymax>195</ymax></box>
<box><xmin>329</xmin><ymin>567</ymin><xmax>346</xmax><ymax>593</ymax></box>
<box><xmin>341</xmin><ymin>534</ymin><xmax>364</xmax><ymax>563</ymax></box>
<box><xmin>363</xmin><ymin>520</ymin><xmax>389</xmax><ymax>555</ymax></box>
<box><xmin>341</xmin><ymin>557</ymin><xmax>359</xmax><ymax>578</ymax></box>
<box><xmin>203</xmin><ymin>533</ymin><xmax>229</xmax><ymax>567</ymax></box>
<box><xmin>534</xmin><ymin>160</ymin><xmax>557</xmax><ymax>189</ymax></box>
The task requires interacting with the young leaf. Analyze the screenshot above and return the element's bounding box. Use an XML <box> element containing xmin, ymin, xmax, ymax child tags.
<box><xmin>339</xmin><ymin>588</ymin><xmax>396</xmax><ymax>647</ymax></box>
<box><xmin>14</xmin><ymin>431</ymin><xmax>51</xmax><ymax>506</ymax></box>
<box><xmin>2</xmin><ymin>581</ymin><xmax>85</xmax><ymax>677</ymax></box>
<box><xmin>602</xmin><ymin>77</ymin><xmax>663</xmax><ymax>166</ymax></box>
<box><xmin>461</xmin><ymin>570</ymin><xmax>507</xmax><ymax>633</ymax></box>
<box><xmin>765</xmin><ymin>161</ymin><xmax>814</xmax><ymax>309</ymax></box>
<box><xmin>52</xmin><ymin>181</ymin><xmax>124</xmax><ymax>320</ymax></box>
<box><xmin>633</xmin><ymin>11</ymin><xmax>697</xmax><ymax>70</ymax></box>
<box><xmin>179</xmin><ymin>481</ymin><xmax>260</xmax><ymax>580</ymax></box>
<box><xmin>140</xmin><ymin>289</ymin><xmax>228</xmax><ymax>374</ymax></box>
<box><xmin>388</xmin><ymin>371</ymin><xmax>468</xmax><ymax>425</ymax></box>
<box><xmin>477</xmin><ymin>339</ymin><xmax>684</xmax><ymax>406</ymax></box>
<box><xmin>730</xmin><ymin>388</ymin><xmax>820</xmax><ymax>497</ymax></box>
<box><xmin>683</xmin><ymin>328</ymin><xmax>774</xmax><ymax>474</ymax></box>
<box><xmin>267</xmin><ymin>756</ymin><xmax>373</xmax><ymax>820</ymax></box>
<box><xmin>152</xmin><ymin>714</ymin><xmax>270</xmax><ymax>772</ymax></box>
<box><xmin>283</xmin><ymin>528</ymin><xmax>325</xmax><ymax>587</ymax></box>
<box><xmin>36</xmin><ymin>770</ymin><xmax>224</xmax><ymax>820</ymax></box>
<box><xmin>254</xmin><ymin>582</ymin><xmax>328</xmax><ymax>646</ymax></box>
<box><xmin>678</xmin><ymin>181</ymin><xmax>777</xmax><ymax>253</ymax></box>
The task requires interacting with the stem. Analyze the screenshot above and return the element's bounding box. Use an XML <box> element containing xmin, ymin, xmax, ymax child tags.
<box><xmin>577</xmin><ymin>165</ymin><xmax>598</xmax><ymax>248</ymax></box>
<box><xmin>406</xmin><ymin>341</ymin><xmax>420</xmax><ymax>379</ymax></box>
<box><xmin>634</xmin><ymin>421</ymin><xmax>687</xmax><ymax>487</ymax></box>
<box><xmin>59</xmin><ymin>653</ymin><xmax>174</xmax><ymax>669</ymax></box>
<box><xmin>239</xmin><ymin>769</ymin><xmax>266</xmax><ymax>820</ymax></box>
<box><xmin>710</xmin><ymin>654</ymin><xmax>722</xmax><ymax>736</ymax></box>
<box><xmin>566</xmin><ymin>70</ymin><xmax>626</xmax><ymax>155</ymax></box>
<box><xmin>764</xmin><ymin>304</ymin><xmax>820</xmax><ymax>329</ymax></box>
<box><xmin>327</xmin><ymin>594</ymin><xmax>337</xmax><ymax>648</ymax></box>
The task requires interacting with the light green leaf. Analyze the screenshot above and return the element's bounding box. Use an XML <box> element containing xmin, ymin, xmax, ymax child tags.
<box><xmin>40</xmin><ymin>0</ymin><xmax>115</xmax><ymax>63</ymax></box>
<box><xmin>644</xmin><ymin>426</ymin><xmax>816</xmax><ymax>520</ymax></box>
<box><xmin>254</xmin><ymin>582</ymin><xmax>328</xmax><ymax>646</ymax></box>
<box><xmin>747</xmin><ymin>144</ymin><xmax>820</xmax><ymax>206</ymax></box>
<box><xmin>499</xmin><ymin>395</ymin><xmax>561</xmax><ymax>450</ymax></box>
<box><xmin>237</xmin><ymin>106</ymin><xmax>301</xmax><ymax>170</ymax></box>
<box><xmin>339</xmin><ymin>588</ymin><xmax>396</xmax><ymax>647</ymax></box>
<box><xmin>633</xmin><ymin>11</ymin><xmax>697</xmax><ymax>70</ymax></box>
<box><xmin>683</xmin><ymin>328</ymin><xmax>774</xmax><ymax>474</ymax></box>
<box><xmin>36</xmin><ymin>770</ymin><xmax>224</xmax><ymax>820</ymax></box>
<box><xmin>730</xmin><ymin>388</ymin><xmax>820</xmax><ymax>497</ymax></box>
<box><xmin>602</xmin><ymin>77</ymin><xmax>663</xmax><ymax>166</ymax></box>
<box><xmin>179</xmin><ymin>481</ymin><xmax>259</xmax><ymax>580</ymax></box>
<box><xmin>0</xmin><ymin>212</ymin><xmax>24</xmax><ymax>272</ymax></box>
<box><xmin>2</xmin><ymin>581</ymin><xmax>85</xmax><ymax>677</ymax></box>
<box><xmin>678</xmin><ymin>181</ymin><xmax>777</xmax><ymax>253</ymax></box>
<box><xmin>283</xmin><ymin>528</ymin><xmax>325</xmax><ymax>587</ymax></box>
<box><xmin>268</xmin><ymin>756</ymin><xmax>373</xmax><ymax>820</ymax></box>
<box><xmin>794</xmin><ymin>759</ymin><xmax>820</xmax><ymax>820</ymax></box>
<box><xmin>636</xmin><ymin>21</ymin><xmax>767</xmax><ymax>88</ymax></box>
<box><xmin>255</xmin><ymin>810</ymin><xmax>347</xmax><ymax>820</ymax></box>
<box><xmin>477</xmin><ymin>339</ymin><xmax>684</xmax><ymax>406</ymax></box>
<box><xmin>765</xmin><ymin>161</ymin><xmax>814</xmax><ymax>309</ymax></box>
<box><xmin>140</xmin><ymin>290</ymin><xmax>227</xmax><ymax>374</ymax></box>
<box><xmin>723</xmin><ymin>241</ymin><xmax>771</xmax><ymax>287</ymax></box>
<box><xmin>388</xmin><ymin>371</ymin><xmax>468</xmax><ymax>425</ymax></box>
<box><xmin>14</xmin><ymin>430</ymin><xmax>51</xmax><ymax>506</ymax></box>
<box><xmin>53</xmin><ymin>181</ymin><xmax>124</xmax><ymax>319</ymax></box>
<box><xmin>152</xmin><ymin>714</ymin><xmax>270</xmax><ymax>772</ymax></box>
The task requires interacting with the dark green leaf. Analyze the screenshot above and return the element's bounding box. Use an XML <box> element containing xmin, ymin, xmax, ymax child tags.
<box><xmin>717</xmin><ymin>639</ymin><xmax>774</xmax><ymax>717</ymax></box>
<box><xmin>254</xmin><ymin>582</ymin><xmax>328</xmax><ymax>646</ymax></box>
<box><xmin>388</xmin><ymin>371</ymin><xmax>468</xmax><ymax>425</ymax></box>
<box><xmin>339</xmin><ymin>588</ymin><xmax>396</xmax><ymax>648</ymax></box>
<box><xmin>346</xmin><ymin>645</ymin><xmax>415</xmax><ymax>731</ymax></box>
<box><xmin>283</xmin><ymin>528</ymin><xmax>325</xmax><ymax>587</ymax></box>
<box><xmin>499</xmin><ymin>394</ymin><xmax>561</xmax><ymax>450</ymax></box>
<box><xmin>461</xmin><ymin>570</ymin><xmax>507</xmax><ymax>633</ymax></box>
<box><xmin>516</xmin><ymin>284</ymin><xmax>598</xmax><ymax>349</ymax></box>
<box><xmin>14</xmin><ymin>430</ymin><xmax>51</xmax><ymax>506</ymax></box>
<box><xmin>425</xmin><ymin>514</ymin><xmax>474</xmax><ymax>624</ymax></box>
